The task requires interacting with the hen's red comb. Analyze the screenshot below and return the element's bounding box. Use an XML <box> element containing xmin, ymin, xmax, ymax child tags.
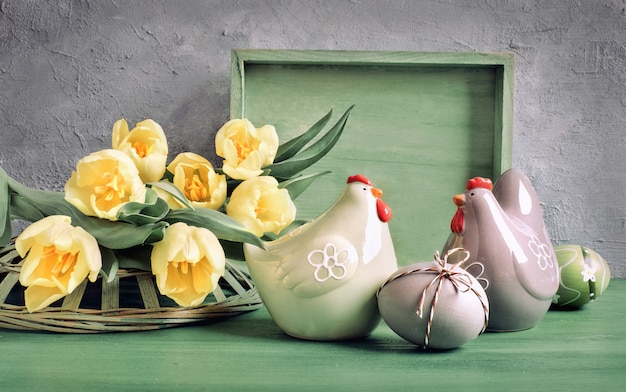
<box><xmin>466</xmin><ymin>177</ymin><xmax>493</xmax><ymax>191</ymax></box>
<box><xmin>347</xmin><ymin>174</ymin><xmax>372</xmax><ymax>186</ymax></box>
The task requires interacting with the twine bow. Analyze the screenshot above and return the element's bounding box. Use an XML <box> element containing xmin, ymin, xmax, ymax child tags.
<box><xmin>380</xmin><ymin>247</ymin><xmax>489</xmax><ymax>349</ymax></box>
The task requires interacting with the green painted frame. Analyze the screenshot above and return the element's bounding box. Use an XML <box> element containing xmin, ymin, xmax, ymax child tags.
<box><xmin>230</xmin><ymin>49</ymin><xmax>514</xmax><ymax>264</ymax></box>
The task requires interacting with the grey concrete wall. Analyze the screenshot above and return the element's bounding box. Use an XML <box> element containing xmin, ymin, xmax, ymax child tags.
<box><xmin>1</xmin><ymin>0</ymin><xmax>625</xmax><ymax>276</ymax></box>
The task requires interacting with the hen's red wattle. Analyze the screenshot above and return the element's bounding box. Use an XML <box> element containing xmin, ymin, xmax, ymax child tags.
<box><xmin>377</xmin><ymin>198</ymin><xmax>392</xmax><ymax>222</ymax></box>
<box><xmin>451</xmin><ymin>207</ymin><xmax>464</xmax><ymax>234</ymax></box>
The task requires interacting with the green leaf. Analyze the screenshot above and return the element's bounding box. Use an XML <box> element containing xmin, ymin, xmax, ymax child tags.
<box><xmin>264</xmin><ymin>105</ymin><xmax>354</xmax><ymax>179</ymax></box>
<box><xmin>219</xmin><ymin>240</ymin><xmax>246</xmax><ymax>261</ymax></box>
<box><xmin>0</xmin><ymin>167</ymin><xmax>12</xmax><ymax>246</ymax></box>
<box><xmin>116</xmin><ymin>187</ymin><xmax>170</xmax><ymax>225</ymax></box>
<box><xmin>114</xmin><ymin>246</ymin><xmax>153</xmax><ymax>271</ymax></box>
<box><xmin>147</xmin><ymin>181</ymin><xmax>195</xmax><ymax>210</ymax></box>
<box><xmin>78</xmin><ymin>217</ymin><xmax>167</xmax><ymax>250</ymax></box>
<box><xmin>164</xmin><ymin>208</ymin><xmax>264</xmax><ymax>249</ymax></box>
<box><xmin>8</xmin><ymin>193</ymin><xmax>45</xmax><ymax>222</ymax></box>
<box><xmin>274</xmin><ymin>108</ymin><xmax>333</xmax><ymax>162</ymax></box>
<box><xmin>279</xmin><ymin>171</ymin><xmax>331</xmax><ymax>200</ymax></box>
<box><xmin>7</xmin><ymin>177</ymin><xmax>167</xmax><ymax>249</ymax></box>
<box><xmin>99</xmin><ymin>246</ymin><xmax>119</xmax><ymax>283</ymax></box>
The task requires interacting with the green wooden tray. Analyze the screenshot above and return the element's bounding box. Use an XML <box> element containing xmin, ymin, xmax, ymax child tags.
<box><xmin>230</xmin><ymin>49</ymin><xmax>514</xmax><ymax>264</ymax></box>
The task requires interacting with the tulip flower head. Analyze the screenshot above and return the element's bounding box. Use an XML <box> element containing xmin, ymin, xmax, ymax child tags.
<box><xmin>166</xmin><ymin>152</ymin><xmax>227</xmax><ymax>210</ymax></box>
<box><xmin>226</xmin><ymin>176</ymin><xmax>296</xmax><ymax>237</ymax></box>
<box><xmin>64</xmin><ymin>149</ymin><xmax>147</xmax><ymax>221</ymax></box>
<box><xmin>151</xmin><ymin>222</ymin><xmax>226</xmax><ymax>307</ymax></box>
<box><xmin>112</xmin><ymin>118</ymin><xmax>168</xmax><ymax>183</ymax></box>
<box><xmin>215</xmin><ymin>119</ymin><xmax>279</xmax><ymax>180</ymax></box>
<box><xmin>15</xmin><ymin>215</ymin><xmax>102</xmax><ymax>312</ymax></box>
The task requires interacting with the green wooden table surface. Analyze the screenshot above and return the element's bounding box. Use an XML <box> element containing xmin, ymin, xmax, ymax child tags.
<box><xmin>1</xmin><ymin>280</ymin><xmax>624</xmax><ymax>392</ymax></box>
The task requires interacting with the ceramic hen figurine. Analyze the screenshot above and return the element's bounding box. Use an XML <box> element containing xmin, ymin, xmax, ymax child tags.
<box><xmin>442</xmin><ymin>168</ymin><xmax>559</xmax><ymax>331</ymax></box>
<box><xmin>244</xmin><ymin>174</ymin><xmax>398</xmax><ymax>340</ymax></box>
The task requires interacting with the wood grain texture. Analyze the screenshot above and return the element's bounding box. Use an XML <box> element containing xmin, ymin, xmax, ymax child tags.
<box><xmin>1</xmin><ymin>279</ymin><xmax>624</xmax><ymax>391</ymax></box>
<box><xmin>231</xmin><ymin>50</ymin><xmax>513</xmax><ymax>264</ymax></box>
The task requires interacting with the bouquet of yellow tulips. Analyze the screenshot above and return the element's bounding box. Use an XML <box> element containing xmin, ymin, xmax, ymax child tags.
<box><xmin>0</xmin><ymin>106</ymin><xmax>353</xmax><ymax>316</ymax></box>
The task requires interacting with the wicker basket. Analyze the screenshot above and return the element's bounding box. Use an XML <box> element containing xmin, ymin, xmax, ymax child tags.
<box><xmin>0</xmin><ymin>242</ymin><xmax>262</xmax><ymax>333</ymax></box>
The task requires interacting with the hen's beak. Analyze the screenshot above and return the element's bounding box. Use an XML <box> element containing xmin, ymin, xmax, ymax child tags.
<box><xmin>453</xmin><ymin>194</ymin><xmax>465</xmax><ymax>207</ymax></box>
<box><xmin>371</xmin><ymin>187</ymin><xmax>383</xmax><ymax>199</ymax></box>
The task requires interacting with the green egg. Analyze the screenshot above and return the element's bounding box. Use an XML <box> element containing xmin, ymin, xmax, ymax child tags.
<box><xmin>553</xmin><ymin>245</ymin><xmax>611</xmax><ymax>307</ymax></box>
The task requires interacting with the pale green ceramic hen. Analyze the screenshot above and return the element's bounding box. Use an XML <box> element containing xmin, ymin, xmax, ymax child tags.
<box><xmin>244</xmin><ymin>174</ymin><xmax>398</xmax><ymax>341</ymax></box>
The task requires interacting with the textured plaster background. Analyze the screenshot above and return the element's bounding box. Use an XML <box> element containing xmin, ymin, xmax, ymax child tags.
<box><xmin>1</xmin><ymin>0</ymin><xmax>625</xmax><ymax>276</ymax></box>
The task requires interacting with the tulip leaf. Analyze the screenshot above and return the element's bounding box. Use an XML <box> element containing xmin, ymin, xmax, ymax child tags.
<box><xmin>8</xmin><ymin>193</ymin><xmax>45</xmax><ymax>222</ymax></box>
<box><xmin>0</xmin><ymin>167</ymin><xmax>12</xmax><ymax>246</ymax></box>
<box><xmin>99</xmin><ymin>246</ymin><xmax>119</xmax><ymax>283</ymax></box>
<box><xmin>116</xmin><ymin>188</ymin><xmax>170</xmax><ymax>225</ymax></box>
<box><xmin>73</xmin><ymin>216</ymin><xmax>167</xmax><ymax>250</ymax></box>
<box><xmin>7</xmin><ymin>178</ymin><xmax>74</xmax><ymax>221</ymax></box>
<box><xmin>147</xmin><ymin>181</ymin><xmax>194</xmax><ymax>210</ymax></box>
<box><xmin>219</xmin><ymin>240</ymin><xmax>246</xmax><ymax>261</ymax></box>
<box><xmin>274</xmin><ymin>108</ymin><xmax>333</xmax><ymax>163</ymax></box>
<box><xmin>113</xmin><ymin>246</ymin><xmax>153</xmax><ymax>271</ymax></box>
<box><xmin>164</xmin><ymin>208</ymin><xmax>264</xmax><ymax>249</ymax></box>
<box><xmin>6</xmin><ymin>177</ymin><xmax>167</xmax><ymax>249</ymax></box>
<box><xmin>264</xmin><ymin>105</ymin><xmax>354</xmax><ymax>179</ymax></box>
<box><xmin>279</xmin><ymin>170</ymin><xmax>331</xmax><ymax>200</ymax></box>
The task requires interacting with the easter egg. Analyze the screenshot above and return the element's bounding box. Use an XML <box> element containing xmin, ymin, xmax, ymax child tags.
<box><xmin>377</xmin><ymin>255</ymin><xmax>489</xmax><ymax>350</ymax></box>
<box><xmin>553</xmin><ymin>245</ymin><xmax>611</xmax><ymax>308</ymax></box>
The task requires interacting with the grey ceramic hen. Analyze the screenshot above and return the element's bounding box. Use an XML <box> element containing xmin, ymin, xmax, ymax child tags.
<box><xmin>443</xmin><ymin>168</ymin><xmax>559</xmax><ymax>331</ymax></box>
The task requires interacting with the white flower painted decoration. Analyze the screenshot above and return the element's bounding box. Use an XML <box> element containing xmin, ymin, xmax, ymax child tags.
<box><xmin>308</xmin><ymin>243</ymin><xmax>350</xmax><ymax>283</ymax></box>
<box><xmin>528</xmin><ymin>234</ymin><xmax>554</xmax><ymax>271</ymax></box>
<box><xmin>581</xmin><ymin>264</ymin><xmax>597</xmax><ymax>283</ymax></box>
<box><xmin>465</xmin><ymin>261</ymin><xmax>490</xmax><ymax>290</ymax></box>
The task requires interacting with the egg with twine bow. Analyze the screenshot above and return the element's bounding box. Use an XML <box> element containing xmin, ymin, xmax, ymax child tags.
<box><xmin>377</xmin><ymin>248</ymin><xmax>489</xmax><ymax>350</ymax></box>
<box><xmin>552</xmin><ymin>244</ymin><xmax>611</xmax><ymax>308</ymax></box>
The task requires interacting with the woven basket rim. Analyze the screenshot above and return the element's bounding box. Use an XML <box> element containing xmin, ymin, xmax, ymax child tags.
<box><xmin>0</xmin><ymin>241</ymin><xmax>262</xmax><ymax>333</ymax></box>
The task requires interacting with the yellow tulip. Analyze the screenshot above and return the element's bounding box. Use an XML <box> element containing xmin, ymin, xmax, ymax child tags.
<box><xmin>151</xmin><ymin>222</ymin><xmax>226</xmax><ymax>307</ymax></box>
<box><xmin>112</xmin><ymin>118</ymin><xmax>168</xmax><ymax>183</ymax></box>
<box><xmin>16</xmin><ymin>215</ymin><xmax>102</xmax><ymax>312</ymax></box>
<box><xmin>64</xmin><ymin>149</ymin><xmax>147</xmax><ymax>221</ymax></box>
<box><xmin>167</xmin><ymin>152</ymin><xmax>227</xmax><ymax>210</ymax></box>
<box><xmin>215</xmin><ymin>119</ymin><xmax>278</xmax><ymax>180</ymax></box>
<box><xmin>226</xmin><ymin>176</ymin><xmax>296</xmax><ymax>237</ymax></box>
